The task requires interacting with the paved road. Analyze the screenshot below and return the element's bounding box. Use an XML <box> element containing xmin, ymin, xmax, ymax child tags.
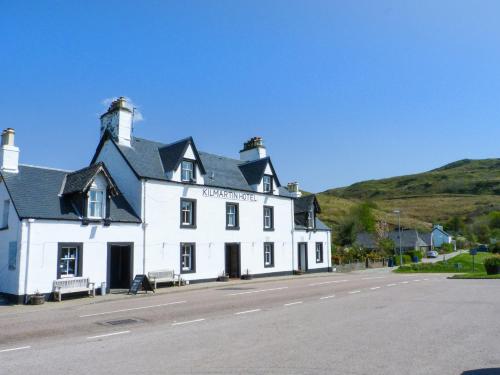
<box><xmin>1</xmin><ymin>270</ymin><xmax>499</xmax><ymax>375</ymax></box>
<box><xmin>421</xmin><ymin>250</ymin><xmax>467</xmax><ymax>264</ymax></box>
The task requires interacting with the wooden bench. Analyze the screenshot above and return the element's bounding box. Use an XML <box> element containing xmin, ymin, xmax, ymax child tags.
<box><xmin>148</xmin><ymin>270</ymin><xmax>182</xmax><ymax>288</ymax></box>
<box><xmin>53</xmin><ymin>277</ymin><xmax>95</xmax><ymax>302</ymax></box>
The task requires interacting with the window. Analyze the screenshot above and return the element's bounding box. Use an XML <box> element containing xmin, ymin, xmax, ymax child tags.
<box><xmin>2</xmin><ymin>199</ymin><xmax>9</xmax><ymax>228</ymax></box>
<box><xmin>180</xmin><ymin>243</ymin><xmax>196</xmax><ymax>273</ymax></box>
<box><xmin>307</xmin><ymin>210</ymin><xmax>314</xmax><ymax>229</ymax></box>
<box><xmin>316</xmin><ymin>242</ymin><xmax>324</xmax><ymax>263</ymax></box>
<box><xmin>226</xmin><ymin>203</ymin><xmax>239</xmax><ymax>230</ymax></box>
<box><xmin>181</xmin><ymin>160</ymin><xmax>195</xmax><ymax>182</ymax></box>
<box><xmin>264</xmin><ymin>242</ymin><xmax>274</xmax><ymax>267</ymax></box>
<box><xmin>180</xmin><ymin>199</ymin><xmax>196</xmax><ymax>228</ymax></box>
<box><xmin>88</xmin><ymin>189</ymin><xmax>105</xmax><ymax>218</ymax></box>
<box><xmin>57</xmin><ymin>243</ymin><xmax>82</xmax><ymax>279</ymax></box>
<box><xmin>8</xmin><ymin>241</ymin><xmax>17</xmax><ymax>270</ymax></box>
<box><xmin>263</xmin><ymin>206</ymin><xmax>274</xmax><ymax>230</ymax></box>
<box><xmin>263</xmin><ymin>175</ymin><xmax>273</xmax><ymax>193</ymax></box>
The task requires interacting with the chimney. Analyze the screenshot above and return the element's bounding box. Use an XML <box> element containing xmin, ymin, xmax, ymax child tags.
<box><xmin>100</xmin><ymin>97</ymin><xmax>134</xmax><ymax>147</ymax></box>
<box><xmin>287</xmin><ymin>182</ymin><xmax>302</xmax><ymax>198</ymax></box>
<box><xmin>0</xmin><ymin>128</ymin><xmax>19</xmax><ymax>173</ymax></box>
<box><xmin>239</xmin><ymin>137</ymin><xmax>267</xmax><ymax>161</ymax></box>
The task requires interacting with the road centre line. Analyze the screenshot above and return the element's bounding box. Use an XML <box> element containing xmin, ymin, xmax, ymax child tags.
<box><xmin>400</xmin><ymin>281</ymin><xmax>409</xmax><ymax>284</ymax></box>
<box><xmin>309</xmin><ymin>279</ymin><xmax>348</xmax><ymax>286</ymax></box>
<box><xmin>87</xmin><ymin>331</ymin><xmax>130</xmax><ymax>340</ymax></box>
<box><xmin>172</xmin><ymin>319</ymin><xmax>205</xmax><ymax>326</ymax></box>
<box><xmin>235</xmin><ymin>309</ymin><xmax>261</xmax><ymax>315</ymax></box>
<box><xmin>227</xmin><ymin>287</ymin><xmax>288</xmax><ymax>296</ymax></box>
<box><xmin>387</xmin><ymin>284</ymin><xmax>397</xmax><ymax>287</ymax></box>
<box><xmin>348</xmin><ymin>290</ymin><xmax>361</xmax><ymax>294</ymax></box>
<box><xmin>79</xmin><ymin>301</ymin><xmax>187</xmax><ymax>318</ymax></box>
<box><xmin>284</xmin><ymin>301</ymin><xmax>303</xmax><ymax>306</ymax></box>
<box><xmin>320</xmin><ymin>295</ymin><xmax>335</xmax><ymax>300</ymax></box>
<box><xmin>370</xmin><ymin>287</ymin><xmax>381</xmax><ymax>290</ymax></box>
<box><xmin>0</xmin><ymin>346</ymin><xmax>31</xmax><ymax>354</ymax></box>
<box><xmin>361</xmin><ymin>276</ymin><xmax>386</xmax><ymax>280</ymax></box>
<box><xmin>413</xmin><ymin>280</ymin><xmax>421</xmax><ymax>282</ymax></box>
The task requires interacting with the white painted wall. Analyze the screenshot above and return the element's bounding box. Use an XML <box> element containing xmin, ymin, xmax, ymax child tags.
<box><xmin>0</xmin><ymin>182</ymin><xmax>22</xmax><ymax>295</ymax></box>
<box><xmin>171</xmin><ymin>144</ymin><xmax>205</xmax><ymax>185</ymax></box>
<box><xmin>293</xmin><ymin>230</ymin><xmax>331</xmax><ymax>271</ymax></box>
<box><xmin>255</xmin><ymin>163</ymin><xmax>279</xmax><ymax>195</ymax></box>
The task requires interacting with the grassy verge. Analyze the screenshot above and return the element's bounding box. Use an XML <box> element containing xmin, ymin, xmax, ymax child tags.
<box><xmin>394</xmin><ymin>253</ymin><xmax>489</xmax><ymax>274</ymax></box>
<box><xmin>450</xmin><ymin>272</ymin><xmax>500</xmax><ymax>279</ymax></box>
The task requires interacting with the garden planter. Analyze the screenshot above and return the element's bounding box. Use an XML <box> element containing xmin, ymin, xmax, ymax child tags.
<box><xmin>485</xmin><ymin>264</ymin><xmax>500</xmax><ymax>275</ymax></box>
<box><xmin>241</xmin><ymin>274</ymin><xmax>253</xmax><ymax>280</ymax></box>
<box><xmin>30</xmin><ymin>294</ymin><xmax>45</xmax><ymax>305</ymax></box>
<box><xmin>217</xmin><ymin>275</ymin><xmax>229</xmax><ymax>282</ymax></box>
<box><xmin>293</xmin><ymin>270</ymin><xmax>304</xmax><ymax>275</ymax></box>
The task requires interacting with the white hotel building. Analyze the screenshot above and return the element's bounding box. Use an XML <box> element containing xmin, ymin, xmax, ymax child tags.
<box><xmin>0</xmin><ymin>98</ymin><xmax>331</xmax><ymax>303</ymax></box>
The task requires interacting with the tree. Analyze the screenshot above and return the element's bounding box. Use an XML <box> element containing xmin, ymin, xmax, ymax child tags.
<box><xmin>473</xmin><ymin>223</ymin><xmax>491</xmax><ymax>244</ymax></box>
<box><xmin>351</xmin><ymin>201</ymin><xmax>377</xmax><ymax>233</ymax></box>
<box><xmin>489</xmin><ymin>211</ymin><xmax>500</xmax><ymax>230</ymax></box>
<box><xmin>445</xmin><ymin>216</ymin><xmax>465</xmax><ymax>234</ymax></box>
<box><xmin>336</xmin><ymin>220</ymin><xmax>357</xmax><ymax>247</ymax></box>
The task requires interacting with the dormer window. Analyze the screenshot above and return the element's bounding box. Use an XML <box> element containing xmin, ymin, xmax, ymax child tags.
<box><xmin>88</xmin><ymin>189</ymin><xmax>105</xmax><ymax>218</ymax></box>
<box><xmin>263</xmin><ymin>175</ymin><xmax>273</xmax><ymax>193</ymax></box>
<box><xmin>181</xmin><ymin>160</ymin><xmax>195</xmax><ymax>182</ymax></box>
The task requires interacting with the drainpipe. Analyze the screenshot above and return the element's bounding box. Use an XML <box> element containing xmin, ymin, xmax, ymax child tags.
<box><xmin>23</xmin><ymin>218</ymin><xmax>35</xmax><ymax>304</ymax></box>
<box><xmin>142</xmin><ymin>179</ymin><xmax>147</xmax><ymax>275</ymax></box>
<box><xmin>327</xmin><ymin>230</ymin><xmax>332</xmax><ymax>272</ymax></box>
<box><xmin>290</xmin><ymin>199</ymin><xmax>295</xmax><ymax>273</ymax></box>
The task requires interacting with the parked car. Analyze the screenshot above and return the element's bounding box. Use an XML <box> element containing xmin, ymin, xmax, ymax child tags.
<box><xmin>477</xmin><ymin>244</ymin><xmax>489</xmax><ymax>252</ymax></box>
<box><xmin>427</xmin><ymin>250</ymin><xmax>439</xmax><ymax>258</ymax></box>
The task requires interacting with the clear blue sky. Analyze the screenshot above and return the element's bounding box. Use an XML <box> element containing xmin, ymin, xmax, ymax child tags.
<box><xmin>1</xmin><ymin>1</ymin><xmax>499</xmax><ymax>193</ymax></box>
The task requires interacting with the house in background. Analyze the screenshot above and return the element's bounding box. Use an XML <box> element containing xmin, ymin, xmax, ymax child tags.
<box><xmin>356</xmin><ymin>229</ymin><xmax>430</xmax><ymax>253</ymax></box>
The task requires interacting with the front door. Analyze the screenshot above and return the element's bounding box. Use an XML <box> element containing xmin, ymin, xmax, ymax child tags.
<box><xmin>108</xmin><ymin>244</ymin><xmax>133</xmax><ymax>289</ymax></box>
<box><xmin>298</xmin><ymin>243</ymin><xmax>308</xmax><ymax>272</ymax></box>
<box><xmin>225</xmin><ymin>243</ymin><xmax>241</xmax><ymax>278</ymax></box>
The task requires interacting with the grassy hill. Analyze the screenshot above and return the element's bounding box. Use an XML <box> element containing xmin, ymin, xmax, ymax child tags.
<box><xmin>316</xmin><ymin>158</ymin><xmax>500</xmax><ymax>232</ymax></box>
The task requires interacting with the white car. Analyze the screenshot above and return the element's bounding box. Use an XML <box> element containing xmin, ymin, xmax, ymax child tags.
<box><xmin>427</xmin><ymin>250</ymin><xmax>439</xmax><ymax>258</ymax></box>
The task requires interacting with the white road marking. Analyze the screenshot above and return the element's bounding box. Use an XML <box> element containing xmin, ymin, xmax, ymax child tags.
<box><xmin>0</xmin><ymin>346</ymin><xmax>31</xmax><ymax>354</ymax></box>
<box><xmin>370</xmin><ymin>287</ymin><xmax>381</xmax><ymax>290</ymax></box>
<box><xmin>387</xmin><ymin>283</ymin><xmax>397</xmax><ymax>287</ymax></box>
<box><xmin>424</xmin><ymin>278</ymin><xmax>430</xmax><ymax>281</ymax></box>
<box><xmin>172</xmin><ymin>318</ymin><xmax>205</xmax><ymax>326</ymax></box>
<box><xmin>348</xmin><ymin>290</ymin><xmax>361</xmax><ymax>294</ymax></box>
<box><xmin>361</xmin><ymin>276</ymin><xmax>386</xmax><ymax>280</ymax></box>
<box><xmin>87</xmin><ymin>331</ymin><xmax>130</xmax><ymax>340</ymax></box>
<box><xmin>284</xmin><ymin>301</ymin><xmax>303</xmax><ymax>306</ymax></box>
<box><xmin>235</xmin><ymin>309</ymin><xmax>261</xmax><ymax>315</ymax></box>
<box><xmin>320</xmin><ymin>295</ymin><xmax>335</xmax><ymax>300</ymax></box>
<box><xmin>413</xmin><ymin>279</ymin><xmax>421</xmax><ymax>282</ymax></box>
<box><xmin>227</xmin><ymin>287</ymin><xmax>288</xmax><ymax>296</ymax></box>
<box><xmin>79</xmin><ymin>301</ymin><xmax>187</xmax><ymax>318</ymax></box>
<box><xmin>400</xmin><ymin>281</ymin><xmax>409</xmax><ymax>284</ymax></box>
<box><xmin>309</xmin><ymin>280</ymin><xmax>347</xmax><ymax>286</ymax></box>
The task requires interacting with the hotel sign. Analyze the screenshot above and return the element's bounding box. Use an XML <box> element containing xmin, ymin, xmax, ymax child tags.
<box><xmin>202</xmin><ymin>188</ymin><xmax>257</xmax><ymax>202</ymax></box>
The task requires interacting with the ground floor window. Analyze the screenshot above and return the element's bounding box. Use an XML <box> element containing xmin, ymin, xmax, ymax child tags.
<box><xmin>316</xmin><ymin>242</ymin><xmax>324</xmax><ymax>263</ymax></box>
<box><xmin>58</xmin><ymin>243</ymin><xmax>83</xmax><ymax>279</ymax></box>
<box><xmin>264</xmin><ymin>242</ymin><xmax>274</xmax><ymax>268</ymax></box>
<box><xmin>180</xmin><ymin>243</ymin><xmax>196</xmax><ymax>273</ymax></box>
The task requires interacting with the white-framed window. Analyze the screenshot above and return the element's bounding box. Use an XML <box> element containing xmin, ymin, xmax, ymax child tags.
<box><xmin>263</xmin><ymin>206</ymin><xmax>274</xmax><ymax>230</ymax></box>
<box><xmin>88</xmin><ymin>189</ymin><xmax>105</xmax><ymax>218</ymax></box>
<box><xmin>180</xmin><ymin>199</ymin><xmax>196</xmax><ymax>227</ymax></box>
<box><xmin>181</xmin><ymin>160</ymin><xmax>195</xmax><ymax>182</ymax></box>
<box><xmin>263</xmin><ymin>175</ymin><xmax>272</xmax><ymax>193</ymax></box>
<box><xmin>180</xmin><ymin>243</ymin><xmax>195</xmax><ymax>273</ymax></box>
<box><xmin>264</xmin><ymin>242</ymin><xmax>274</xmax><ymax>267</ymax></box>
<box><xmin>226</xmin><ymin>203</ymin><xmax>238</xmax><ymax>229</ymax></box>
<box><xmin>58</xmin><ymin>245</ymin><xmax>81</xmax><ymax>279</ymax></box>
<box><xmin>2</xmin><ymin>199</ymin><xmax>10</xmax><ymax>228</ymax></box>
<box><xmin>316</xmin><ymin>242</ymin><xmax>324</xmax><ymax>263</ymax></box>
<box><xmin>8</xmin><ymin>241</ymin><xmax>17</xmax><ymax>270</ymax></box>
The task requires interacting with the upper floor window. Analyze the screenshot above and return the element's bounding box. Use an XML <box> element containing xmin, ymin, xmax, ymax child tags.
<box><xmin>181</xmin><ymin>160</ymin><xmax>195</xmax><ymax>182</ymax></box>
<box><xmin>263</xmin><ymin>206</ymin><xmax>274</xmax><ymax>231</ymax></box>
<box><xmin>263</xmin><ymin>175</ymin><xmax>273</xmax><ymax>193</ymax></box>
<box><xmin>180</xmin><ymin>199</ymin><xmax>196</xmax><ymax>228</ymax></box>
<box><xmin>226</xmin><ymin>203</ymin><xmax>239</xmax><ymax>230</ymax></box>
<box><xmin>2</xmin><ymin>199</ymin><xmax>10</xmax><ymax>228</ymax></box>
<box><xmin>316</xmin><ymin>242</ymin><xmax>324</xmax><ymax>263</ymax></box>
<box><xmin>88</xmin><ymin>189</ymin><xmax>105</xmax><ymax>218</ymax></box>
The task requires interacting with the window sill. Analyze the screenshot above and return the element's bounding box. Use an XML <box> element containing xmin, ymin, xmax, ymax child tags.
<box><xmin>263</xmin><ymin>228</ymin><xmax>275</xmax><ymax>232</ymax></box>
<box><xmin>264</xmin><ymin>264</ymin><xmax>275</xmax><ymax>268</ymax></box>
<box><xmin>226</xmin><ymin>226</ymin><xmax>240</xmax><ymax>231</ymax></box>
<box><xmin>180</xmin><ymin>225</ymin><xmax>197</xmax><ymax>229</ymax></box>
<box><xmin>180</xmin><ymin>270</ymin><xmax>196</xmax><ymax>274</ymax></box>
<box><xmin>0</xmin><ymin>226</ymin><xmax>9</xmax><ymax>231</ymax></box>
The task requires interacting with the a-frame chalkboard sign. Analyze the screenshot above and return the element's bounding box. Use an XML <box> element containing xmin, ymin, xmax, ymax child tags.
<box><xmin>128</xmin><ymin>274</ymin><xmax>155</xmax><ymax>295</ymax></box>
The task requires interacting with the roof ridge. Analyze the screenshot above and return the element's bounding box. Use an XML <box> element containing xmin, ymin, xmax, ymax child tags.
<box><xmin>19</xmin><ymin>164</ymin><xmax>73</xmax><ymax>173</ymax></box>
<box><xmin>65</xmin><ymin>162</ymin><xmax>102</xmax><ymax>176</ymax></box>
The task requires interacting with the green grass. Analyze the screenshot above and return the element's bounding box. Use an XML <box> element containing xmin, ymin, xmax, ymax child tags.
<box><xmin>394</xmin><ymin>252</ymin><xmax>490</xmax><ymax>273</ymax></box>
<box><xmin>450</xmin><ymin>272</ymin><xmax>500</xmax><ymax>279</ymax></box>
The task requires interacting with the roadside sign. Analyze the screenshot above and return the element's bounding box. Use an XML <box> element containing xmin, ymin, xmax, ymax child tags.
<box><xmin>470</xmin><ymin>249</ymin><xmax>477</xmax><ymax>256</ymax></box>
<box><xmin>128</xmin><ymin>275</ymin><xmax>155</xmax><ymax>295</ymax></box>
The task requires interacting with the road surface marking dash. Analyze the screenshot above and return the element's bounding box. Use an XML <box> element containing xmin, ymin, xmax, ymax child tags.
<box><xmin>370</xmin><ymin>287</ymin><xmax>381</xmax><ymax>290</ymax></box>
<box><xmin>309</xmin><ymin>280</ymin><xmax>347</xmax><ymax>286</ymax></box>
<box><xmin>387</xmin><ymin>283</ymin><xmax>397</xmax><ymax>287</ymax></box>
<box><xmin>423</xmin><ymin>278</ymin><xmax>430</xmax><ymax>281</ymax></box>
<box><xmin>228</xmin><ymin>287</ymin><xmax>288</xmax><ymax>296</ymax></box>
<box><xmin>235</xmin><ymin>309</ymin><xmax>261</xmax><ymax>315</ymax></box>
<box><xmin>400</xmin><ymin>281</ymin><xmax>409</xmax><ymax>284</ymax></box>
<box><xmin>79</xmin><ymin>301</ymin><xmax>187</xmax><ymax>318</ymax></box>
<box><xmin>284</xmin><ymin>301</ymin><xmax>303</xmax><ymax>306</ymax></box>
<box><xmin>87</xmin><ymin>331</ymin><xmax>130</xmax><ymax>340</ymax></box>
<box><xmin>0</xmin><ymin>346</ymin><xmax>31</xmax><ymax>354</ymax></box>
<box><xmin>172</xmin><ymin>319</ymin><xmax>205</xmax><ymax>326</ymax></box>
<box><xmin>320</xmin><ymin>295</ymin><xmax>335</xmax><ymax>300</ymax></box>
<box><xmin>413</xmin><ymin>280</ymin><xmax>421</xmax><ymax>282</ymax></box>
<box><xmin>348</xmin><ymin>290</ymin><xmax>361</xmax><ymax>294</ymax></box>
<box><xmin>362</xmin><ymin>276</ymin><xmax>386</xmax><ymax>280</ymax></box>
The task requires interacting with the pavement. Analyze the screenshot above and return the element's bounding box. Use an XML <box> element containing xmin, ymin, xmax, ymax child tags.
<box><xmin>1</xmin><ymin>268</ymin><xmax>499</xmax><ymax>375</ymax></box>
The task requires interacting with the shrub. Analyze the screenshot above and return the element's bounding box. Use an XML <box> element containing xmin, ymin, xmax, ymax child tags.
<box><xmin>394</xmin><ymin>254</ymin><xmax>412</xmax><ymax>266</ymax></box>
<box><xmin>491</xmin><ymin>243</ymin><xmax>500</xmax><ymax>254</ymax></box>
<box><xmin>484</xmin><ymin>256</ymin><xmax>500</xmax><ymax>275</ymax></box>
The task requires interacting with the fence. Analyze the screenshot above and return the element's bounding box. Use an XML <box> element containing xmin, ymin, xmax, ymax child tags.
<box><xmin>331</xmin><ymin>258</ymin><xmax>389</xmax><ymax>273</ymax></box>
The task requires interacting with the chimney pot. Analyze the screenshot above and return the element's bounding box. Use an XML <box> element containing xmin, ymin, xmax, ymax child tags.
<box><xmin>239</xmin><ymin>137</ymin><xmax>267</xmax><ymax>161</ymax></box>
<box><xmin>2</xmin><ymin>128</ymin><xmax>15</xmax><ymax>146</ymax></box>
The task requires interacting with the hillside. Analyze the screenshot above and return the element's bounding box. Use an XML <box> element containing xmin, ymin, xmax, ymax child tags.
<box><xmin>316</xmin><ymin>158</ymin><xmax>500</xmax><ymax>232</ymax></box>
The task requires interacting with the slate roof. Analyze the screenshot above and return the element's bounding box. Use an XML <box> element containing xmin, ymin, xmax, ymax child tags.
<box><xmin>62</xmin><ymin>162</ymin><xmax>118</xmax><ymax>195</ymax></box>
<box><xmin>158</xmin><ymin>137</ymin><xmax>206</xmax><ymax>175</ymax></box>
<box><xmin>1</xmin><ymin>165</ymin><xmax>140</xmax><ymax>223</ymax></box>
<box><xmin>294</xmin><ymin>195</ymin><xmax>320</xmax><ymax>214</ymax></box>
<box><xmin>94</xmin><ymin>135</ymin><xmax>283</xmax><ymax>193</ymax></box>
<box><xmin>356</xmin><ymin>229</ymin><xmax>430</xmax><ymax>249</ymax></box>
<box><xmin>295</xmin><ymin>217</ymin><xmax>330</xmax><ymax>231</ymax></box>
